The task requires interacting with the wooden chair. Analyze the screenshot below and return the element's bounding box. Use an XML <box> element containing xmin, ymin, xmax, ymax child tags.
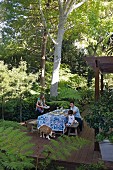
<box><xmin>67</xmin><ymin>123</ymin><xmax>79</xmax><ymax>136</ymax></box>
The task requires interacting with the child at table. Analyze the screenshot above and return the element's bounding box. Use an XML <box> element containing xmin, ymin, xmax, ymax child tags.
<box><xmin>66</xmin><ymin>110</ymin><xmax>78</xmax><ymax>126</ymax></box>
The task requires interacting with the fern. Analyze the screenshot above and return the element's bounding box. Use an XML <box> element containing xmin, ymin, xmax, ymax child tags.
<box><xmin>40</xmin><ymin>136</ymin><xmax>88</xmax><ymax>169</ymax></box>
<box><xmin>42</xmin><ymin>135</ymin><xmax>88</xmax><ymax>163</ymax></box>
<box><xmin>0</xmin><ymin>120</ymin><xmax>25</xmax><ymax>130</ymax></box>
<box><xmin>0</xmin><ymin>121</ymin><xmax>34</xmax><ymax>170</ymax></box>
<box><xmin>49</xmin><ymin>153</ymin><xmax>57</xmax><ymax>160</ymax></box>
<box><xmin>61</xmin><ymin>147</ymin><xmax>70</xmax><ymax>157</ymax></box>
<box><xmin>49</xmin><ymin>140</ymin><xmax>61</xmax><ymax>149</ymax></box>
<box><xmin>58</xmin><ymin>87</ymin><xmax>81</xmax><ymax>101</ymax></box>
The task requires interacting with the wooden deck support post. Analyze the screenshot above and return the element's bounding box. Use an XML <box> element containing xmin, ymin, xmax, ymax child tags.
<box><xmin>94</xmin><ymin>60</ymin><xmax>100</xmax><ymax>151</ymax></box>
<box><xmin>95</xmin><ymin>60</ymin><xmax>99</xmax><ymax>101</ymax></box>
<box><xmin>101</xmin><ymin>74</ymin><xmax>103</xmax><ymax>93</ymax></box>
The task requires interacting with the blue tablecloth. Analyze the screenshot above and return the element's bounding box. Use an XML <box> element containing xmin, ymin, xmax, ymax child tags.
<box><xmin>37</xmin><ymin>109</ymin><xmax>69</xmax><ymax>133</ymax></box>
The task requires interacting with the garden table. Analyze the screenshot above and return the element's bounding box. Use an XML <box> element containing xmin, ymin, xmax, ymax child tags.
<box><xmin>37</xmin><ymin>109</ymin><xmax>69</xmax><ymax>134</ymax></box>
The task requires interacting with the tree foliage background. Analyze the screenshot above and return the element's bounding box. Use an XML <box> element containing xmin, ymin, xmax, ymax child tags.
<box><xmin>0</xmin><ymin>0</ymin><xmax>113</xmax><ymax>120</ymax></box>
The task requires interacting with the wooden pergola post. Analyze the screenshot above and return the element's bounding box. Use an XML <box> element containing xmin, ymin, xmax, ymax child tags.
<box><xmin>101</xmin><ymin>74</ymin><xmax>103</xmax><ymax>93</ymax></box>
<box><xmin>94</xmin><ymin>60</ymin><xmax>100</xmax><ymax>151</ymax></box>
<box><xmin>95</xmin><ymin>60</ymin><xmax>99</xmax><ymax>101</ymax></box>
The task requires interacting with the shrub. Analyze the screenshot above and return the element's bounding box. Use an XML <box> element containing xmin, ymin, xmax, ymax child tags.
<box><xmin>0</xmin><ymin>120</ymin><xmax>34</xmax><ymax>170</ymax></box>
<box><xmin>85</xmin><ymin>91</ymin><xmax>113</xmax><ymax>141</ymax></box>
<box><xmin>76</xmin><ymin>162</ymin><xmax>106</xmax><ymax>170</ymax></box>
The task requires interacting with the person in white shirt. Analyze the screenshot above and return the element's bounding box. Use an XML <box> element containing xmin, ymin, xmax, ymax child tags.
<box><xmin>70</xmin><ymin>101</ymin><xmax>83</xmax><ymax>131</ymax></box>
<box><xmin>66</xmin><ymin>110</ymin><xmax>77</xmax><ymax>126</ymax></box>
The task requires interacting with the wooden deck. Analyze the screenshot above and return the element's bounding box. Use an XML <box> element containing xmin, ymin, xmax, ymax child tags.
<box><xmin>26</xmin><ymin>106</ymin><xmax>113</xmax><ymax>169</ymax></box>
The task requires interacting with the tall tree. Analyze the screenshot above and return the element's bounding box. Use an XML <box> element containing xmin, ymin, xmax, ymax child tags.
<box><xmin>2</xmin><ymin>0</ymin><xmax>88</xmax><ymax>97</ymax></box>
<box><xmin>2</xmin><ymin>0</ymin><xmax>112</xmax><ymax>97</ymax></box>
<box><xmin>0</xmin><ymin>0</ymin><xmax>43</xmax><ymax>70</ymax></box>
<box><xmin>49</xmin><ymin>0</ymin><xmax>87</xmax><ymax>96</ymax></box>
<box><xmin>1</xmin><ymin>0</ymin><xmax>50</xmax><ymax>91</ymax></box>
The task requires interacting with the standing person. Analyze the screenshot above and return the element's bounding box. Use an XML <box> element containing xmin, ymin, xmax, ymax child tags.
<box><xmin>36</xmin><ymin>93</ymin><xmax>47</xmax><ymax>115</ymax></box>
<box><xmin>70</xmin><ymin>101</ymin><xmax>83</xmax><ymax>131</ymax></box>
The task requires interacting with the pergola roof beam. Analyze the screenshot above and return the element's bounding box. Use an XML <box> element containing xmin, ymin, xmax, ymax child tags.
<box><xmin>85</xmin><ymin>56</ymin><xmax>113</xmax><ymax>73</ymax></box>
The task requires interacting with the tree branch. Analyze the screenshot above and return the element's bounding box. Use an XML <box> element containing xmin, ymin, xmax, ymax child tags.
<box><xmin>66</xmin><ymin>0</ymin><xmax>87</xmax><ymax>16</ymax></box>
<box><xmin>38</xmin><ymin>0</ymin><xmax>57</xmax><ymax>45</ymax></box>
<box><xmin>58</xmin><ymin>0</ymin><xmax>64</xmax><ymax>13</ymax></box>
<box><xmin>64</xmin><ymin>0</ymin><xmax>73</xmax><ymax>16</ymax></box>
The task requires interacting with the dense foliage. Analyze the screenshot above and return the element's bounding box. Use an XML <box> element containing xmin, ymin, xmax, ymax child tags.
<box><xmin>0</xmin><ymin>0</ymin><xmax>113</xmax><ymax>95</ymax></box>
<box><xmin>76</xmin><ymin>162</ymin><xmax>106</xmax><ymax>170</ymax></box>
<box><xmin>0</xmin><ymin>60</ymin><xmax>39</xmax><ymax>121</ymax></box>
<box><xmin>0</xmin><ymin>60</ymin><xmax>93</xmax><ymax>121</ymax></box>
<box><xmin>0</xmin><ymin>120</ymin><xmax>34</xmax><ymax>170</ymax></box>
<box><xmin>85</xmin><ymin>90</ymin><xmax>113</xmax><ymax>142</ymax></box>
<box><xmin>0</xmin><ymin>1</ymin><xmax>113</xmax><ymax>170</ymax></box>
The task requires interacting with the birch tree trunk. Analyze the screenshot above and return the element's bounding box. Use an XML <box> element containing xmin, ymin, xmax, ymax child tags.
<box><xmin>50</xmin><ymin>0</ymin><xmax>87</xmax><ymax>97</ymax></box>
<box><xmin>50</xmin><ymin>18</ymin><xmax>65</xmax><ymax>96</ymax></box>
<box><xmin>38</xmin><ymin>0</ymin><xmax>87</xmax><ymax>96</ymax></box>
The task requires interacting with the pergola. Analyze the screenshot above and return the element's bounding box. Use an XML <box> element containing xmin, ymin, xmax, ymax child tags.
<box><xmin>85</xmin><ymin>56</ymin><xmax>113</xmax><ymax>101</ymax></box>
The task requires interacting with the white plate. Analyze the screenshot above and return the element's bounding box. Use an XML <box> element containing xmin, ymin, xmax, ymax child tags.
<box><xmin>43</xmin><ymin>106</ymin><xmax>50</xmax><ymax>109</ymax></box>
<box><xmin>54</xmin><ymin>113</ymin><xmax>59</xmax><ymax>116</ymax></box>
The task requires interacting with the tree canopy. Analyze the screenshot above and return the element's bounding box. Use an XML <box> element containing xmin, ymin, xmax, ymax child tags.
<box><xmin>0</xmin><ymin>0</ymin><xmax>113</xmax><ymax>97</ymax></box>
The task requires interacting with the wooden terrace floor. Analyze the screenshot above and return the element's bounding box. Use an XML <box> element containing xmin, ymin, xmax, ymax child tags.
<box><xmin>26</xmin><ymin>106</ymin><xmax>113</xmax><ymax>169</ymax></box>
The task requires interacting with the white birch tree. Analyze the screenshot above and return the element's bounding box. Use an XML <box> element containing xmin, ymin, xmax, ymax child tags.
<box><xmin>51</xmin><ymin>0</ymin><xmax>88</xmax><ymax>97</ymax></box>
<box><xmin>39</xmin><ymin>0</ymin><xmax>87</xmax><ymax>97</ymax></box>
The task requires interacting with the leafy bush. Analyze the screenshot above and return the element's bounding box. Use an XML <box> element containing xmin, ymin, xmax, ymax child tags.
<box><xmin>85</xmin><ymin>91</ymin><xmax>113</xmax><ymax>141</ymax></box>
<box><xmin>76</xmin><ymin>162</ymin><xmax>106</xmax><ymax>170</ymax></box>
<box><xmin>0</xmin><ymin>120</ymin><xmax>25</xmax><ymax>130</ymax></box>
<box><xmin>43</xmin><ymin>136</ymin><xmax>88</xmax><ymax>160</ymax></box>
<box><xmin>79</xmin><ymin>88</ymin><xmax>94</xmax><ymax>104</ymax></box>
<box><xmin>0</xmin><ymin>120</ymin><xmax>34</xmax><ymax>170</ymax></box>
<box><xmin>58</xmin><ymin>87</ymin><xmax>82</xmax><ymax>101</ymax></box>
<box><xmin>0</xmin><ymin>95</ymin><xmax>38</xmax><ymax>121</ymax></box>
<box><xmin>0</xmin><ymin>60</ymin><xmax>38</xmax><ymax>122</ymax></box>
<box><xmin>109</xmin><ymin>134</ymin><xmax>113</xmax><ymax>143</ymax></box>
<box><xmin>58</xmin><ymin>80</ymin><xmax>82</xmax><ymax>100</ymax></box>
<box><xmin>47</xmin><ymin>81</ymin><xmax>83</xmax><ymax>111</ymax></box>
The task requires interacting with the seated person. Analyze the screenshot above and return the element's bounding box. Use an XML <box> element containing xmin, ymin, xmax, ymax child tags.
<box><xmin>36</xmin><ymin>93</ymin><xmax>48</xmax><ymax>114</ymax></box>
<box><xmin>70</xmin><ymin>101</ymin><xmax>83</xmax><ymax>131</ymax></box>
<box><xmin>66</xmin><ymin>110</ymin><xmax>78</xmax><ymax>126</ymax></box>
